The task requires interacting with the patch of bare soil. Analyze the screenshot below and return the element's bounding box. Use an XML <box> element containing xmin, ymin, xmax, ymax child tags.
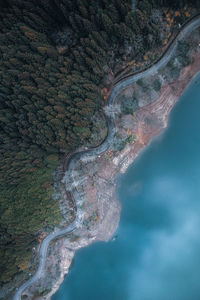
<box><xmin>23</xmin><ymin>42</ymin><xmax>200</xmax><ymax>300</ymax></box>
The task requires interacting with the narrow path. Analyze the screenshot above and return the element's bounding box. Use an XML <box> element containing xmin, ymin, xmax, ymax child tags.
<box><xmin>13</xmin><ymin>15</ymin><xmax>200</xmax><ymax>300</ymax></box>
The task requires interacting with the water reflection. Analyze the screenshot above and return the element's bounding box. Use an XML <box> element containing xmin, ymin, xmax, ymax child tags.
<box><xmin>53</xmin><ymin>74</ymin><xmax>200</xmax><ymax>300</ymax></box>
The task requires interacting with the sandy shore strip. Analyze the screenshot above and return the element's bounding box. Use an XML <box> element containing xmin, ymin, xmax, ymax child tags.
<box><xmin>19</xmin><ymin>27</ymin><xmax>200</xmax><ymax>300</ymax></box>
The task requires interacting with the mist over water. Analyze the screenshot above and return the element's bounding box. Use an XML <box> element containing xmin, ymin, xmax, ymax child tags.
<box><xmin>53</xmin><ymin>73</ymin><xmax>200</xmax><ymax>300</ymax></box>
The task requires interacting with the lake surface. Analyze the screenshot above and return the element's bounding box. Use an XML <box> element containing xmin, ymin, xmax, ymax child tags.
<box><xmin>53</xmin><ymin>73</ymin><xmax>200</xmax><ymax>300</ymax></box>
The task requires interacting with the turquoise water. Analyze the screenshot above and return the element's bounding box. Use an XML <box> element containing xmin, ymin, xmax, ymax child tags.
<box><xmin>53</xmin><ymin>73</ymin><xmax>200</xmax><ymax>300</ymax></box>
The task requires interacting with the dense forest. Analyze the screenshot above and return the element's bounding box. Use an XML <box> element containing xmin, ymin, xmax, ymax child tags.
<box><xmin>0</xmin><ymin>0</ymin><xmax>199</xmax><ymax>294</ymax></box>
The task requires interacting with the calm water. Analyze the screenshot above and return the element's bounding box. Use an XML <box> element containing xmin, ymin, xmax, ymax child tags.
<box><xmin>53</xmin><ymin>73</ymin><xmax>200</xmax><ymax>300</ymax></box>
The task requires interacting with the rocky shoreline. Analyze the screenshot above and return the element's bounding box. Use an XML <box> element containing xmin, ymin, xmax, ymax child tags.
<box><xmin>46</xmin><ymin>46</ymin><xmax>200</xmax><ymax>300</ymax></box>
<box><xmin>18</xmin><ymin>22</ymin><xmax>200</xmax><ymax>300</ymax></box>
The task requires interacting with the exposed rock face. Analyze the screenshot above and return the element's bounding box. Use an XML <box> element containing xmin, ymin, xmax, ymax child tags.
<box><xmin>22</xmin><ymin>32</ymin><xmax>200</xmax><ymax>300</ymax></box>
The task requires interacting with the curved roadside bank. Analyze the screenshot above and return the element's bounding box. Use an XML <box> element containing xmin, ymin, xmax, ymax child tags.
<box><xmin>13</xmin><ymin>15</ymin><xmax>200</xmax><ymax>300</ymax></box>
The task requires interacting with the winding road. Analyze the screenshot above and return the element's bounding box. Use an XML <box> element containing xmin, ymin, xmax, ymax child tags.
<box><xmin>13</xmin><ymin>14</ymin><xmax>200</xmax><ymax>300</ymax></box>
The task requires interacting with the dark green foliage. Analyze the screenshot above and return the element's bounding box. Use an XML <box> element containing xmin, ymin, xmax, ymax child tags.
<box><xmin>112</xmin><ymin>136</ymin><xmax>127</xmax><ymax>151</ymax></box>
<box><xmin>152</xmin><ymin>79</ymin><xmax>161</xmax><ymax>91</ymax></box>
<box><xmin>0</xmin><ymin>0</ymin><xmax>199</xmax><ymax>290</ymax></box>
<box><xmin>0</xmin><ymin>148</ymin><xmax>61</xmax><ymax>283</ymax></box>
<box><xmin>177</xmin><ymin>41</ymin><xmax>190</xmax><ymax>56</ymax></box>
<box><xmin>136</xmin><ymin>79</ymin><xmax>149</xmax><ymax>92</ymax></box>
<box><xmin>122</xmin><ymin>97</ymin><xmax>137</xmax><ymax>114</ymax></box>
<box><xmin>112</xmin><ymin>133</ymin><xmax>136</xmax><ymax>151</ymax></box>
<box><xmin>137</xmin><ymin>79</ymin><xmax>146</xmax><ymax>87</ymax></box>
<box><xmin>147</xmin><ymin>0</ymin><xmax>200</xmax><ymax>8</ymax></box>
